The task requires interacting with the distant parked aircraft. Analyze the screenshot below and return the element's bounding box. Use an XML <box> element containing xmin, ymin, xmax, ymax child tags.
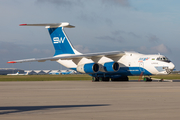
<box><xmin>7</xmin><ymin>71</ymin><xmax>29</xmax><ymax>75</ymax></box>
<box><xmin>49</xmin><ymin>71</ymin><xmax>61</xmax><ymax>75</ymax></box>
<box><xmin>49</xmin><ymin>70</ymin><xmax>75</xmax><ymax>75</ymax></box>
<box><xmin>61</xmin><ymin>70</ymin><xmax>75</xmax><ymax>75</ymax></box>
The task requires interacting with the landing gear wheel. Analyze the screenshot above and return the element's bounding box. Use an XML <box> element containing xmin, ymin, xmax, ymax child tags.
<box><xmin>92</xmin><ymin>77</ymin><xmax>99</xmax><ymax>82</ymax></box>
<box><xmin>111</xmin><ymin>76</ymin><xmax>129</xmax><ymax>82</ymax></box>
<box><xmin>101</xmin><ymin>77</ymin><xmax>110</xmax><ymax>82</ymax></box>
<box><xmin>144</xmin><ymin>77</ymin><xmax>152</xmax><ymax>82</ymax></box>
<box><xmin>111</xmin><ymin>78</ymin><xmax>118</xmax><ymax>81</ymax></box>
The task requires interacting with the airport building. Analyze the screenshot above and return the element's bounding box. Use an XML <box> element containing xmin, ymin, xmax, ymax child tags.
<box><xmin>26</xmin><ymin>70</ymin><xmax>51</xmax><ymax>75</ymax></box>
<box><xmin>0</xmin><ymin>68</ymin><xmax>77</xmax><ymax>75</ymax></box>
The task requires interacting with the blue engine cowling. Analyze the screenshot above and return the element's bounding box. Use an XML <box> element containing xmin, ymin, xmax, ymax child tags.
<box><xmin>77</xmin><ymin>63</ymin><xmax>99</xmax><ymax>74</ymax></box>
<box><xmin>103</xmin><ymin>62</ymin><xmax>120</xmax><ymax>72</ymax></box>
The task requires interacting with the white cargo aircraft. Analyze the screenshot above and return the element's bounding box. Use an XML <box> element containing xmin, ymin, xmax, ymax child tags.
<box><xmin>7</xmin><ymin>71</ymin><xmax>29</xmax><ymax>75</ymax></box>
<box><xmin>7</xmin><ymin>23</ymin><xmax>175</xmax><ymax>81</ymax></box>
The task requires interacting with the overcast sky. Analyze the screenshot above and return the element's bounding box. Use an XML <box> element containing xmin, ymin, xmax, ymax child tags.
<box><xmin>0</xmin><ymin>0</ymin><xmax>180</xmax><ymax>70</ymax></box>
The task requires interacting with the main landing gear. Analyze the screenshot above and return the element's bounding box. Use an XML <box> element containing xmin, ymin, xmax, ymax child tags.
<box><xmin>92</xmin><ymin>76</ymin><xmax>129</xmax><ymax>82</ymax></box>
<box><xmin>111</xmin><ymin>76</ymin><xmax>129</xmax><ymax>81</ymax></box>
<box><xmin>143</xmin><ymin>77</ymin><xmax>152</xmax><ymax>82</ymax></box>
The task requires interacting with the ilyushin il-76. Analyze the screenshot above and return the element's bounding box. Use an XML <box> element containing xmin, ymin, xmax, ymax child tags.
<box><xmin>7</xmin><ymin>23</ymin><xmax>175</xmax><ymax>81</ymax></box>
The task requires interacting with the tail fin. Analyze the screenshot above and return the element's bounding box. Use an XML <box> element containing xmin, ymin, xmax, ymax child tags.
<box><xmin>20</xmin><ymin>22</ymin><xmax>81</xmax><ymax>56</ymax></box>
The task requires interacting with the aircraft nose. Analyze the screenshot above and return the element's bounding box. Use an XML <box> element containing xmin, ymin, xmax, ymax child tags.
<box><xmin>166</xmin><ymin>62</ymin><xmax>175</xmax><ymax>74</ymax></box>
<box><xmin>169</xmin><ymin>62</ymin><xmax>175</xmax><ymax>70</ymax></box>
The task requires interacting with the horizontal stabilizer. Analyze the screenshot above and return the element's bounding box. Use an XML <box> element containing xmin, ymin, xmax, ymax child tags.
<box><xmin>19</xmin><ymin>22</ymin><xmax>75</xmax><ymax>28</ymax></box>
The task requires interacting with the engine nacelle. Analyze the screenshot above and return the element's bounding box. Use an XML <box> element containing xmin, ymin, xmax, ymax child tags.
<box><xmin>77</xmin><ymin>63</ymin><xmax>99</xmax><ymax>74</ymax></box>
<box><xmin>103</xmin><ymin>62</ymin><xmax>120</xmax><ymax>72</ymax></box>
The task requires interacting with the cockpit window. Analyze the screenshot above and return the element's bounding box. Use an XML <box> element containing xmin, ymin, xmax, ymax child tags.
<box><xmin>156</xmin><ymin>56</ymin><xmax>171</xmax><ymax>63</ymax></box>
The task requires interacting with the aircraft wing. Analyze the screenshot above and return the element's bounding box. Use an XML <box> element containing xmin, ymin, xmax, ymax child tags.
<box><xmin>7</xmin><ymin>51</ymin><xmax>125</xmax><ymax>63</ymax></box>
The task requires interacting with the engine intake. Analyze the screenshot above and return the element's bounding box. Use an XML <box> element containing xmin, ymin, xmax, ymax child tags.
<box><xmin>77</xmin><ymin>63</ymin><xmax>99</xmax><ymax>74</ymax></box>
<box><xmin>104</xmin><ymin>62</ymin><xmax>120</xmax><ymax>72</ymax></box>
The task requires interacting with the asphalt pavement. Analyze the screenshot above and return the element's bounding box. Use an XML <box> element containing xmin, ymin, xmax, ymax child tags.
<box><xmin>0</xmin><ymin>81</ymin><xmax>180</xmax><ymax>120</ymax></box>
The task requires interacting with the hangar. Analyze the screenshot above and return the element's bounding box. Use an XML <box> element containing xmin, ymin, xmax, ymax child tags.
<box><xmin>0</xmin><ymin>68</ymin><xmax>77</xmax><ymax>75</ymax></box>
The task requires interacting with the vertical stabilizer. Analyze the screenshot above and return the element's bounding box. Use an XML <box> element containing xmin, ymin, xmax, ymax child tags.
<box><xmin>48</xmin><ymin>27</ymin><xmax>75</xmax><ymax>56</ymax></box>
<box><xmin>19</xmin><ymin>22</ymin><xmax>81</xmax><ymax>56</ymax></box>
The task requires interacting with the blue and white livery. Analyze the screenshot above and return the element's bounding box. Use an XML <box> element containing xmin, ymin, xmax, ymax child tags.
<box><xmin>7</xmin><ymin>22</ymin><xmax>175</xmax><ymax>81</ymax></box>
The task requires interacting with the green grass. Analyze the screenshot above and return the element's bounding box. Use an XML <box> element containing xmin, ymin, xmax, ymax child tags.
<box><xmin>129</xmin><ymin>74</ymin><xmax>180</xmax><ymax>80</ymax></box>
<box><xmin>0</xmin><ymin>74</ymin><xmax>180</xmax><ymax>81</ymax></box>
<box><xmin>0</xmin><ymin>74</ymin><xmax>92</xmax><ymax>81</ymax></box>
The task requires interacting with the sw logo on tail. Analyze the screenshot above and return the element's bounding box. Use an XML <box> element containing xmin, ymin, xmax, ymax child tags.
<box><xmin>7</xmin><ymin>22</ymin><xmax>175</xmax><ymax>82</ymax></box>
<box><xmin>53</xmin><ymin>37</ymin><xmax>65</xmax><ymax>44</ymax></box>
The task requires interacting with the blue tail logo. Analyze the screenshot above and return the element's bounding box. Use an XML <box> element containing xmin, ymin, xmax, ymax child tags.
<box><xmin>48</xmin><ymin>27</ymin><xmax>75</xmax><ymax>56</ymax></box>
<box><xmin>53</xmin><ymin>37</ymin><xmax>65</xmax><ymax>44</ymax></box>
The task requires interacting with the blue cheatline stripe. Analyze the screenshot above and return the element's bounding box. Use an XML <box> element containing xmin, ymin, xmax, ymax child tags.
<box><xmin>48</xmin><ymin>27</ymin><xmax>75</xmax><ymax>56</ymax></box>
<box><xmin>70</xmin><ymin>67</ymin><xmax>152</xmax><ymax>77</ymax></box>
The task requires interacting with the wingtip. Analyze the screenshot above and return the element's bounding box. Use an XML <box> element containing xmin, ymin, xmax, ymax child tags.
<box><xmin>19</xmin><ymin>24</ymin><xmax>27</xmax><ymax>26</ymax></box>
<box><xmin>7</xmin><ymin>61</ymin><xmax>16</xmax><ymax>64</ymax></box>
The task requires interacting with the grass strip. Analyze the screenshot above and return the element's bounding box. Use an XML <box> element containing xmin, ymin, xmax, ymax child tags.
<box><xmin>0</xmin><ymin>74</ymin><xmax>92</xmax><ymax>81</ymax></box>
<box><xmin>0</xmin><ymin>74</ymin><xmax>180</xmax><ymax>81</ymax></box>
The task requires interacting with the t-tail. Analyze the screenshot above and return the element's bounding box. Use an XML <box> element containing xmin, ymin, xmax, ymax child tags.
<box><xmin>19</xmin><ymin>22</ymin><xmax>81</xmax><ymax>56</ymax></box>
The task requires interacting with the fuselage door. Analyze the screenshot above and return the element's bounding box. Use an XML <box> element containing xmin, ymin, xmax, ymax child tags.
<box><xmin>139</xmin><ymin>62</ymin><xmax>144</xmax><ymax>72</ymax></box>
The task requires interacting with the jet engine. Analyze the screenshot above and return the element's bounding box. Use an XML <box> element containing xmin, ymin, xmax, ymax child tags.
<box><xmin>77</xmin><ymin>63</ymin><xmax>99</xmax><ymax>74</ymax></box>
<box><xmin>103</xmin><ymin>62</ymin><xmax>120</xmax><ymax>72</ymax></box>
